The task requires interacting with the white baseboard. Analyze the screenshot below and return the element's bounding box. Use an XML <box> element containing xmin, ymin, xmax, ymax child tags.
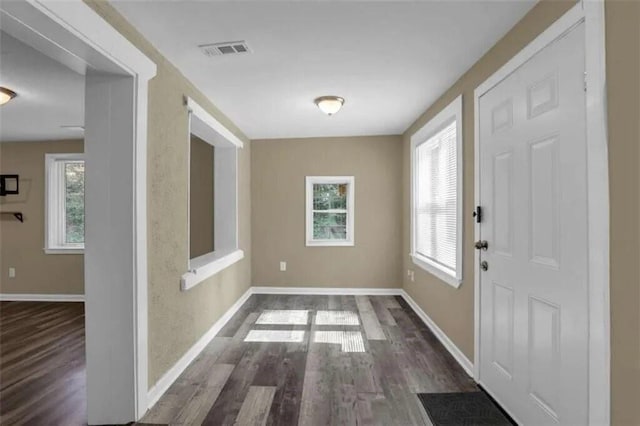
<box><xmin>399</xmin><ymin>289</ymin><xmax>474</xmax><ymax>377</ymax></box>
<box><xmin>0</xmin><ymin>293</ymin><xmax>85</xmax><ymax>302</ymax></box>
<box><xmin>251</xmin><ymin>286</ymin><xmax>403</xmax><ymax>296</ymax></box>
<box><xmin>146</xmin><ymin>287</ymin><xmax>252</xmax><ymax>409</ymax></box>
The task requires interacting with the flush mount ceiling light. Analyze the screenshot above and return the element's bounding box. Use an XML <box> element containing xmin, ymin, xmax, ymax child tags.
<box><xmin>0</xmin><ymin>87</ymin><xmax>17</xmax><ymax>106</ymax></box>
<box><xmin>314</xmin><ymin>96</ymin><xmax>344</xmax><ymax>116</ymax></box>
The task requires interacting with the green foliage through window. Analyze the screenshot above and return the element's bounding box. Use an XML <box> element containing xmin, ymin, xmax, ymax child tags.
<box><xmin>64</xmin><ymin>162</ymin><xmax>85</xmax><ymax>244</ymax></box>
<box><xmin>313</xmin><ymin>212</ymin><xmax>347</xmax><ymax>239</ymax></box>
<box><xmin>312</xmin><ymin>183</ymin><xmax>348</xmax><ymax>240</ymax></box>
<box><xmin>313</xmin><ymin>183</ymin><xmax>347</xmax><ymax>210</ymax></box>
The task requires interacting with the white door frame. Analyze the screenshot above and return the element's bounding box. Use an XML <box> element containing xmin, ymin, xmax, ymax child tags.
<box><xmin>0</xmin><ymin>0</ymin><xmax>156</xmax><ymax>422</ymax></box>
<box><xmin>473</xmin><ymin>1</ymin><xmax>610</xmax><ymax>424</ymax></box>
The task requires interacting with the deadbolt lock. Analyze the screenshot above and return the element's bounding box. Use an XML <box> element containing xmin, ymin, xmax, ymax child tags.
<box><xmin>474</xmin><ymin>240</ymin><xmax>489</xmax><ymax>251</ymax></box>
<box><xmin>480</xmin><ymin>261</ymin><xmax>489</xmax><ymax>271</ymax></box>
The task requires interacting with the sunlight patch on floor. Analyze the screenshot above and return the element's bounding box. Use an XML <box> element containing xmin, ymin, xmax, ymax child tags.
<box><xmin>244</xmin><ymin>329</ymin><xmax>306</xmax><ymax>343</ymax></box>
<box><xmin>315</xmin><ymin>310</ymin><xmax>360</xmax><ymax>326</ymax></box>
<box><xmin>313</xmin><ymin>330</ymin><xmax>365</xmax><ymax>352</ymax></box>
<box><xmin>255</xmin><ymin>310</ymin><xmax>309</xmax><ymax>325</ymax></box>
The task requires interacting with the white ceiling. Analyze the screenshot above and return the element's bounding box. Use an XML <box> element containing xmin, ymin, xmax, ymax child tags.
<box><xmin>0</xmin><ymin>31</ymin><xmax>85</xmax><ymax>143</ymax></box>
<box><xmin>112</xmin><ymin>1</ymin><xmax>535</xmax><ymax>140</ymax></box>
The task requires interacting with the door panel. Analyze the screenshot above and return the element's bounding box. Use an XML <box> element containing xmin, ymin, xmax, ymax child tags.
<box><xmin>527</xmin><ymin>296</ymin><xmax>561</xmax><ymax>421</ymax></box>
<box><xmin>529</xmin><ymin>135</ymin><xmax>559</xmax><ymax>268</ymax></box>
<box><xmin>493</xmin><ymin>152</ymin><xmax>514</xmax><ymax>257</ymax></box>
<box><xmin>492</xmin><ymin>281</ymin><xmax>515</xmax><ymax>379</ymax></box>
<box><xmin>478</xmin><ymin>23</ymin><xmax>588</xmax><ymax>425</ymax></box>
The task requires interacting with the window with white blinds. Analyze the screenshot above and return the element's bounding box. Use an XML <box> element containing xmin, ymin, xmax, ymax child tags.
<box><xmin>411</xmin><ymin>96</ymin><xmax>462</xmax><ymax>287</ymax></box>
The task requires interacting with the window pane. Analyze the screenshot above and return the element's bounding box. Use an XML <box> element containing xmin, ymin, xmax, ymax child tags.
<box><xmin>313</xmin><ymin>212</ymin><xmax>347</xmax><ymax>240</ymax></box>
<box><xmin>415</xmin><ymin>120</ymin><xmax>457</xmax><ymax>271</ymax></box>
<box><xmin>313</xmin><ymin>183</ymin><xmax>347</xmax><ymax>210</ymax></box>
<box><xmin>65</xmin><ymin>162</ymin><xmax>85</xmax><ymax>244</ymax></box>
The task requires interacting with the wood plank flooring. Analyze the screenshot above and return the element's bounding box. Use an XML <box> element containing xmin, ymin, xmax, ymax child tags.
<box><xmin>0</xmin><ymin>296</ymin><xmax>478</xmax><ymax>425</ymax></box>
<box><xmin>142</xmin><ymin>295</ymin><xmax>478</xmax><ymax>425</ymax></box>
<box><xmin>0</xmin><ymin>301</ymin><xmax>86</xmax><ymax>426</ymax></box>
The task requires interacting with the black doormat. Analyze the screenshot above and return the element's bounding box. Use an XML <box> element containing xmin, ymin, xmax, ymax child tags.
<box><xmin>417</xmin><ymin>391</ymin><xmax>516</xmax><ymax>426</ymax></box>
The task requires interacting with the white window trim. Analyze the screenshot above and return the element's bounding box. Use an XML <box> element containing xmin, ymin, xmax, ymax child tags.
<box><xmin>410</xmin><ymin>95</ymin><xmax>463</xmax><ymax>288</ymax></box>
<box><xmin>44</xmin><ymin>153</ymin><xmax>85</xmax><ymax>254</ymax></box>
<box><xmin>305</xmin><ymin>176</ymin><xmax>355</xmax><ymax>247</ymax></box>
<box><xmin>181</xmin><ymin>97</ymin><xmax>244</xmax><ymax>291</ymax></box>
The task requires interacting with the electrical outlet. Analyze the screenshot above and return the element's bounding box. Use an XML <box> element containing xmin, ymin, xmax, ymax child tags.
<box><xmin>279</xmin><ymin>261</ymin><xmax>287</xmax><ymax>272</ymax></box>
<box><xmin>408</xmin><ymin>269</ymin><xmax>415</xmax><ymax>282</ymax></box>
<box><xmin>8</xmin><ymin>267</ymin><xmax>15</xmax><ymax>278</ymax></box>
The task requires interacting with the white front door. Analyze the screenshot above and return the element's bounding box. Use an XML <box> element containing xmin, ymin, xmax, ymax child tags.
<box><xmin>478</xmin><ymin>23</ymin><xmax>588</xmax><ymax>425</ymax></box>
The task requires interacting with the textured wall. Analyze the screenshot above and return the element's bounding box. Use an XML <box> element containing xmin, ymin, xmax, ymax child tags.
<box><xmin>0</xmin><ymin>140</ymin><xmax>84</xmax><ymax>295</ymax></box>
<box><xmin>85</xmin><ymin>1</ymin><xmax>252</xmax><ymax>387</ymax></box>
<box><xmin>252</xmin><ymin>136</ymin><xmax>403</xmax><ymax>288</ymax></box>
<box><xmin>401</xmin><ymin>0</ymin><xmax>640</xmax><ymax>424</ymax></box>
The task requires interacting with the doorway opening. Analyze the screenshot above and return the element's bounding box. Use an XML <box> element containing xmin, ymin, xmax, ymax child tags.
<box><xmin>0</xmin><ymin>1</ymin><xmax>155</xmax><ymax>423</ymax></box>
<box><xmin>0</xmin><ymin>28</ymin><xmax>87</xmax><ymax>424</ymax></box>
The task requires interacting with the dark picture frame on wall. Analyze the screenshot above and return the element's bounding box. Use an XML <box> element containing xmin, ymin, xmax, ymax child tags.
<box><xmin>0</xmin><ymin>174</ymin><xmax>19</xmax><ymax>196</ymax></box>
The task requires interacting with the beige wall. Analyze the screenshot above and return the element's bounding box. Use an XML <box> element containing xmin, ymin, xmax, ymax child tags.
<box><xmin>85</xmin><ymin>1</ymin><xmax>251</xmax><ymax>387</ymax></box>
<box><xmin>252</xmin><ymin>136</ymin><xmax>403</xmax><ymax>288</ymax></box>
<box><xmin>0</xmin><ymin>140</ymin><xmax>84</xmax><ymax>295</ymax></box>
<box><xmin>605</xmin><ymin>1</ymin><xmax>640</xmax><ymax>423</ymax></box>
<box><xmin>189</xmin><ymin>135</ymin><xmax>214</xmax><ymax>259</ymax></box>
<box><xmin>401</xmin><ymin>0</ymin><xmax>639</xmax><ymax>424</ymax></box>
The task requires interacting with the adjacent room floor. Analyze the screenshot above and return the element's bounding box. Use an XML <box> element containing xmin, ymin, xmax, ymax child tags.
<box><xmin>0</xmin><ymin>301</ymin><xmax>86</xmax><ymax>425</ymax></box>
<box><xmin>142</xmin><ymin>294</ymin><xmax>478</xmax><ymax>425</ymax></box>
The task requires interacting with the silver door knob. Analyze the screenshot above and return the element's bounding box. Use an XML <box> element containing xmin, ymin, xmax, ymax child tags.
<box><xmin>474</xmin><ymin>240</ymin><xmax>488</xmax><ymax>250</ymax></box>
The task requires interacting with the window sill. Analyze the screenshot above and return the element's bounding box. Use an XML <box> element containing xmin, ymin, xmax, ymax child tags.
<box><xmin>181</xmin><ymin>248</ymin><xmax>244</xmax><ymax>291</ymax></box>
<box><xmin>44</xmin><ymin>248</ymin><xmax>84</xmax><ymax>255</ymax></box>
<box><xmin>306</xmin><ymin>240</ymin><xmax>354</xmax><ymax>247</ymax></box>
<box><xmin>410</xmin><ymin>254</ymin><xmax>461</xmax><ymax>289</ymax></box>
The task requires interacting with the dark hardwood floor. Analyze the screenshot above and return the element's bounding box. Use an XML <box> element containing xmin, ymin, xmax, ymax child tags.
<box><xmin>0</xmin><ymin>301</ymin><xmax>86</xmax><ymax>426</ymax></box>
<box><xmin>142</xmin><ymin>294</ymin><xmax>478</xmax><ymax>425</ymax></box>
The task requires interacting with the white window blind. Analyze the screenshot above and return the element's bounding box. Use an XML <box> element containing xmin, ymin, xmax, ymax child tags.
<box><xmin>415</xmin><ymin>119</ymin><xmax>458</xmax><ymax>275</ymax></box>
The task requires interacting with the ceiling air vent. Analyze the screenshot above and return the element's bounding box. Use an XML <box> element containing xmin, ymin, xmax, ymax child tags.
<box><xmin>199</xmin><ymin>41</ymin><xmax>251</xmax><ymax>57</ymax></box>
